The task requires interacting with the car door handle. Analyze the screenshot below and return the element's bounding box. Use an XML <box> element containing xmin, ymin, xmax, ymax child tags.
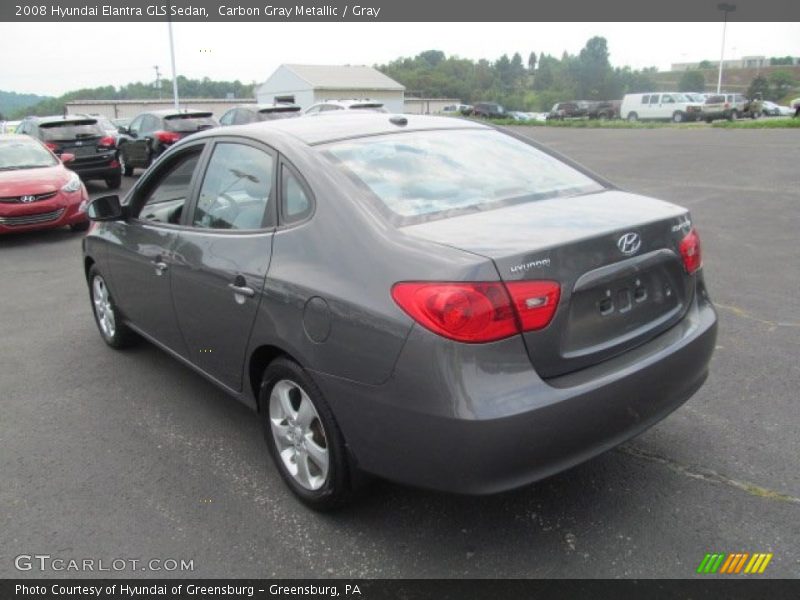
<box><xmin>151</xmin><ymin>260</ymin><xmax>168</xmax><ymax>275</ymax></box>
<box><xmin>228</xmin><ymin>283</ymin><xmax>255</xmax><ymax>298</ymax></box>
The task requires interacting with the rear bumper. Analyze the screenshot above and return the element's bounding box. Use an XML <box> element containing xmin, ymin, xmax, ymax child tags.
<box><xmin>69</xmin><ymin>155</ymin><xmax>120</xmax><ymax>180</ymax></box>
<box><xmin>312</xmin><ymin>283</ymin><xmax>717</xmax><ymax>494</ymax></box>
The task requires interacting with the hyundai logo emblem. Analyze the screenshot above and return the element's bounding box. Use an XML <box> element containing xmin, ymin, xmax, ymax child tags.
<box><xmin>617</xmin><ymin>232</ymin><xmax>641</xmax><ymax>255</ymax></box>
<box><xmin>20</xmin><ymin>195</ymin><xmax>36</xmax><ymax>203</ymax></box>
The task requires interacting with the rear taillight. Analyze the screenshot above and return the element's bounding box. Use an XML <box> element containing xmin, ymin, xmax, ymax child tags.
<box><xmin>505</xmin><ymin>280</ymin><xmax>561</xmax><ymax>331</ymax></box>
<box><xmin>391</xmin><ymin>280</ymin><xmax>560</xmax><ymax>343</ymax></box>
<box><xmin>679</xmin><ymin>228</ymin><xmax>702</xmax><ymax>274</ymax></box>
<box><xmin>155</xmin><ymin>130</ymin><xmax>181</xmax><ymax>144</ymax></box>
<box><xmin>44</xmin><ymin>142</ymin><xmax>59</xmax><ymax>152</ymax></box>
<box><xmin>98</xmin><ymin>136</ymin><xmax>116</xmax><ymax>148</ymax></box>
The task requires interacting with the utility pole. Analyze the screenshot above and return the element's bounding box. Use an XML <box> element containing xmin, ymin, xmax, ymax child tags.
<box><xmin>716</xmin><ymin>3</ymin><xmax>737</xmax><ymax>94</ymax></box>
<box><xmin>154</xmin><ymin>65</ymin><xmax>162</xmax><ymax>100</ymax></box>
<box><xmin>167</xmin><ymin>0</ymin><xmax>180</xmax><ymax>110</ymax></box>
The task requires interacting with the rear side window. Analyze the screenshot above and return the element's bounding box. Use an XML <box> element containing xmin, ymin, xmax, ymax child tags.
<box><xmin>193</xmin><ymin>143</ymin><xmax>274</xmax><ymax>230</ymax></box>
<box><xmin>323</xmin><ymin>129</ymin><xmax>603</xmax><ymax>225</ymax></box>
<box><xmin>281</xmin><ymin>165</ymin><xmax>313</xmax><ymax>224</ymax></box>
<box><xmin>39</xmin><ymin>120</ymin><xmax>103</xmax><ymax>141</ymax></box>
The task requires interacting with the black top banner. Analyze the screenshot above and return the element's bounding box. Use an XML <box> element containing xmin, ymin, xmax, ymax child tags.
<box><xmin>3</xmin><ymin>0</ymin><xmax>800</xmax><ymax>21</ymax></box>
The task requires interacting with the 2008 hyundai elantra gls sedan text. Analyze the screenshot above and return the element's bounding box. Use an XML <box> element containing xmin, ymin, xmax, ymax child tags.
<box><xmin>82</xmin><ymin>114</ymin><xmax>717</xmax><ymax>509</ymax></box>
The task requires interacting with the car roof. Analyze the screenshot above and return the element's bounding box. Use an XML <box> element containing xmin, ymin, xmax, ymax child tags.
<box><xmin>208</xmin><ymin>113</ymin><xmax>488</xmax><ymax>146</ymax></box>
<box><xmin>316</xmin><ymin>99</ymin><xmax>384</xmax><ymax>107</ymax></box>
<box><xmin>0</xmin><ymin>134</ymin><xmax>39</xmax><ymax>143</ymax></box>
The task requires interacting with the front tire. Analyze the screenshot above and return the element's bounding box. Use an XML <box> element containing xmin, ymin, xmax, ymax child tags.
<box><xmin>70</xmin><ymin>221</ymin><xmax>89</xmax><ymax>232</ymax></box>
<box><xmin>119</xmin><ymin>149</ymin><xmax>134</xmax><ymax>177</ymax></box>
<box><xmin>260</xmin><ymin>358</ymin><xmax>355</xmax><ymax>510</ymax></box>
<box><xmin>88</xmin><ymin>266</ymin><xmax>137</xmax><ymax>349</ymax></box>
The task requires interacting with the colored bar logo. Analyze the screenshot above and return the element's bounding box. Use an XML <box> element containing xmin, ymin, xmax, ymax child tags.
<box><xmin>696</xmin><ymin>552</ymin><xmax>773</xmax><ymax>574</ymax></box>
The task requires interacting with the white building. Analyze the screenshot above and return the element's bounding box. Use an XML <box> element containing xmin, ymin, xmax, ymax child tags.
<box><xmin>255</xmin><ymin>64</ymin><xmax>405</xmax><ymax>113</ymax></box>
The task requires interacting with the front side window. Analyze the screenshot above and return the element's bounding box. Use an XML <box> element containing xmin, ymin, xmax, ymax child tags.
<box><xmin>193</xmin><ymin>143</ymin><xmax>274</xmax><ymax>230</ymax></box>
<box><xmin>137</xmin><ymin>151</ymin><xmax>202</xmax><ymax>224</ymax></box>
<box><xmin>649</xmin><ymin>95</ymin><xmax>660</xmax><ymax>104</ymax></box>
<box><xmin>641</xmin><ymin>95</ymin><xmax>650</xmax><ymax>104</ymax></box>
<box><xmin>322</xmin><ymin>129</ymin><xmax>603</xmax><ymax>225</ymax></box>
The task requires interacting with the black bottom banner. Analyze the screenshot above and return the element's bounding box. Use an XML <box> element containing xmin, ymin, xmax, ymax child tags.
<box><xmin>2</xmin><ymin>579</ymin><xmax>799</xmax><ymax>600</ymax></box>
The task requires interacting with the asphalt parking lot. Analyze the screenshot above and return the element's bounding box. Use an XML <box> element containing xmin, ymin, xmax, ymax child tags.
<box><xmin>1</xmin><ymin>128</ymin><xmax>798</xmax><ymax>579</ymax></box>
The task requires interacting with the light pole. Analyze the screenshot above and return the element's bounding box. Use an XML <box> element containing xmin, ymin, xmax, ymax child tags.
<box><xmin>716</xmin><ymin>2</ymin><xmax>736</xmax><ymax>94</ymax></box>
<box><xmin>167</xmin><ymin>0</ymin><xmax>180</xmax><ymax>109</ymax></box>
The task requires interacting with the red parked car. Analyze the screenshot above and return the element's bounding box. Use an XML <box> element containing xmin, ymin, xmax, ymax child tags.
<box><xmin>0</xmin><ymin>135</ymin><xmax>90</xmax><ymax>234</ymax></box>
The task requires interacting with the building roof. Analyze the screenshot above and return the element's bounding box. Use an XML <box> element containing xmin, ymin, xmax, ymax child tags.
<box><xmin>280</xmin><ymin>64</ymin><xmax>405</xmax><ymax>91</ymax></box>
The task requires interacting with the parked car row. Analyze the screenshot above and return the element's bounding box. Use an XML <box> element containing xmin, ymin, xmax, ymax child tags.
<box><xmin>548</xmin><ymin>100</ymin><xmax>621</xmax><ymax>121</ymax></box>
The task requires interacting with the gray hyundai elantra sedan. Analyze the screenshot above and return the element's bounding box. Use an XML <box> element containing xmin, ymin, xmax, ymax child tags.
<box><xmin>82</xmin><ymin>114</ymin><xmax>717</xmax><ymax>509</ymax></box>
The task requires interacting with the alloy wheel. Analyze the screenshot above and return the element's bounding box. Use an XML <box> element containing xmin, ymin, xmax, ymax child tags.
<box><xmin>269</xmin><ymin>379</ymin><xmax>330</xmax><ymax>491</ymax></box>
<box><xmin>92</xmin><ymin>275</ymin><xmax>116</xmax><ymax>339</ymax></box>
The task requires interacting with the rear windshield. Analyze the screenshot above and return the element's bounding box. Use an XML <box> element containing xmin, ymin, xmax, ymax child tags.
<box><xmin>350</xmin><ymin>104</ymin><xmax>388</xmax><ymax>113</ymax></box>
<box><xmin>258</xmin><ymin>108</ymin><xmax>301</xmax><ymax>120</ymax></box>
<box><xmin>164</xmin><ymin>113</ymin><xmax>217</xmax><ymax>132</ymax></box>
<box><xmin>39</xmin><ymin>120</ymin><xmax>104</xmax><ymax>141</ymax></box>
<box><xmin>322</xmin><ymin>129</ymin><xmax>604</xmax><ymax>225</ymax></box>
<box><xmin>0</xmin><ymin>139</ymin><xmax>58</xmax><ymax>170</ymax></box>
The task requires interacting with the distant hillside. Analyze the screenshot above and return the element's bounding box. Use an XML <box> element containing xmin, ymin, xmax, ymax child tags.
<box><xmin>9</xmin><ymin>77</ymin><xmax>256</xmax><ymax>119</ymax></box>
<box><xmin>652</xmin><ymin>65</ymin><xmax>800</xmax><ymax>99</ymax></box>
<box><xmin>0</xmin><ymin>91</ymin><xmax>52</xmax><ymax>120</ymax></box>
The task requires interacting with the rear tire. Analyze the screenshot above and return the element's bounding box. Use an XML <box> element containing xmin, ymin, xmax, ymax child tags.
<box><xmin>627</xmin><ymin>112</ymin><xmax>638</xmax><ymax>122</ymax></box>
<box><xmin>672</xmin><ymin>111</ymin><xmax>684</xmax><ymax>123</ymax></box>
<box><xmin>105</xmin><ymin>174</ymin><xmax>122</xmax><ymax>190</ymax></box>
<box><xmin>88</xmin><ymin>266</ymin><xmax>138</xmax><ymax>349</ymax></box>
<box><xmin>260</xmin><ymin>358</ymin><xmax>356</xmax><ymax>510</ymax></box>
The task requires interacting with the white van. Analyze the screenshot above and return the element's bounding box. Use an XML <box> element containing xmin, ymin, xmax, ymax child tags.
<box><xmin>621</xmin><ymin>92</ymin><xmax>703</xmax><ymax>123</ymax></box>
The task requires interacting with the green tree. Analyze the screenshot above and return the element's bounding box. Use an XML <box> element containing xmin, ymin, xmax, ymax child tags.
<box><xmin>678</xmin><ymin>70</ymin><xmax>706</xmax><ymax>92</ymax></box>
<box><xmin>576</xmin><ymin>36</ymin><xmax>612</xmax><ymax>98</ymax></box>
<box><xmin>769</xmin><ymin>56</ymin><xmax>794</xmax><ymax>66</ymax></box>
<box><xmin>747</xmin><ymin>75</ymin><xmax>769</xmax><ymax>100</ymax></box>
<box><xmin>768</xmin><ymin>70</ymin><xmax>795</xmax><ymax>99</ymax></box>
<box><xmin>528</xmin><ymin>52</ymin><xmax>537</xmax><ymax>71</ymax></box>
<box><xmin>698</xmin><ymin>60</ymin><xmax>713</xmax><ymax>69</ymax></box>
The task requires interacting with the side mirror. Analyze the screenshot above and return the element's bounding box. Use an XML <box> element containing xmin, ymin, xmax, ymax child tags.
<box><xmin>60</xmin><ymin>153</ymin><xmax>75</xmax><ymax>164</ymax></box>
<box><xmin>87</xmin><ymin>195</ymin><xmax>125</xmax><ymax>221</ymax></box>
<box><xmin>117</xmin><ymin>126</ymin><xmax>129</xmax><ymax>135</ymax></box>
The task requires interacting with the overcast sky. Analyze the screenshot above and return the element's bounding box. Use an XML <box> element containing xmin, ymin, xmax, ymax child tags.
<box><xmin>2</xmin><ymin>21</ymin><xmax>798</xmax><ymax>96</ymax></box>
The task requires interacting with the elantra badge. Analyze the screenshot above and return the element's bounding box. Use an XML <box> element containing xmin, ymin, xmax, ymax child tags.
<box><xmin>617</xmin><ymin>232</ymin><xmax>641</xmax><ymax>255</ymax></box>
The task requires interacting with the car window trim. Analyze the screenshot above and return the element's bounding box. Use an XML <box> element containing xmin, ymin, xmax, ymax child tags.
<box><xmin>127</xmin><ymin>141</ymin><xmax>210</xmax><ymax>230</ymax></box>
<box><xmin>182</xmin><ymin>136</ymin><xmax>279</xmax><ymax>234</ymax></box>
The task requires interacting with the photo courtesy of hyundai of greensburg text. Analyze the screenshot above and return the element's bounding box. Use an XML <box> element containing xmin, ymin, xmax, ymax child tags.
<box><xmin>1</xmin><ymin>1</ymin><xmax>799</xmax><ymax>598</ymax></box>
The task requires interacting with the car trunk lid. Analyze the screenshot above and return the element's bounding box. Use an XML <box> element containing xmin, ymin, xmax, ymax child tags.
<box><xmin>402</xmin><ymin>190</ymin><xmax>696</xmax><ymax>378</ymax></box>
